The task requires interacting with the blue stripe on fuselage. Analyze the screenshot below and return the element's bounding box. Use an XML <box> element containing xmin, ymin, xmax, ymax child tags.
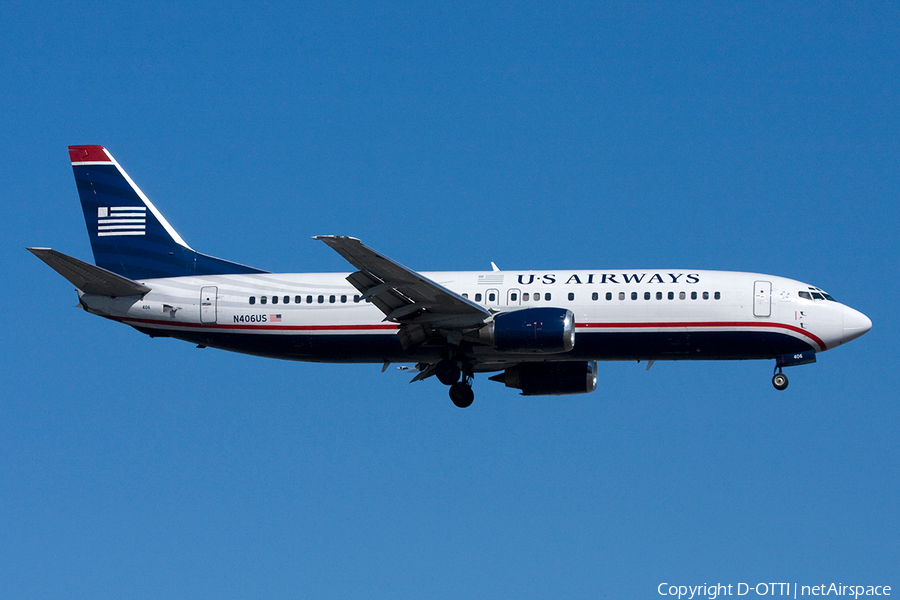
<box><xmin>129</xmin><ymin>327</ymin><xmax>816</xmax><ymax>364</ymax></box>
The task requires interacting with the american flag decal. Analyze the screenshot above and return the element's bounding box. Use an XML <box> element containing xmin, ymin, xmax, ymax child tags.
<box><xmin>270</xmin><ymin>314</ymin><xmax>282</xmax><ymax>322</ymax></box>
<box><xmin>97</xmin><ymin>206</ymin><xmax>147</xmax><ymax>237</ymax></box>
<box><xmin>478</xmin><ymin>273</ymin><xmax>504</xmax><ymax>285</ymax></box>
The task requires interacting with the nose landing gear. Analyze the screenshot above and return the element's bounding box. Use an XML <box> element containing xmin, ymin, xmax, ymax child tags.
<box><xmin>771</xmin><ymin>350</ymin><xmax>815</xmax><ymax>390</ymax></box>
<box><xmin>772</xmin><ymin>368</ymin><xmax>789</xmax><ymax>391</ymax></box>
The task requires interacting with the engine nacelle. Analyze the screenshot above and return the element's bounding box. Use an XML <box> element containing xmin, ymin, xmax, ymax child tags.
<box><xmin>479</xmin><ymin>307</ymin><xmax>575</xmax><ymax>353</ymax></box>
<box><xmin>489</xmin><ymin>361</ymin><xmax>597</xmax><ymax>396</ymax></box>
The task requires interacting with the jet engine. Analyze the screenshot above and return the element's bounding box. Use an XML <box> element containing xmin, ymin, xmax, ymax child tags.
<box><xmin>478</xmin><ymin>307</ymin><xmax>575</xmax><ymax>353</ymax></box>
<box><xmin>489</xmin><ymin>361</ymin><xmax>597</xmax><ymax>396</ymax></box>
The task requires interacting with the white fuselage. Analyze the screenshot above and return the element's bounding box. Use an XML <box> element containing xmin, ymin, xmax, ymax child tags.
<box><xmin>78</xmin><ymin>268</ymin><xmax>870</xmax><ymax>369</ymax></box>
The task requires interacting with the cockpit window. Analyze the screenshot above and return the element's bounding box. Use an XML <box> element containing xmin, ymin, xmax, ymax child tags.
<box><xmin>799</xmin><ymin>287</ymin><xmax>837</xmax><ymax>301</ymax></box>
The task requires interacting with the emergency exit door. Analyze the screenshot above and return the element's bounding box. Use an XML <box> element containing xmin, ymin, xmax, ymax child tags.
<box><xmin>753</xmin><ymin>281</ymin><xmax>771</xmax><ymax>317</ymax></box>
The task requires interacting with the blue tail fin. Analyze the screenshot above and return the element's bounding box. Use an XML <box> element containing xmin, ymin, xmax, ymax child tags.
<box><xmin>69</xmin><ymin>145</ymin><xmax>267</xmax><ymax>280</ymax></box>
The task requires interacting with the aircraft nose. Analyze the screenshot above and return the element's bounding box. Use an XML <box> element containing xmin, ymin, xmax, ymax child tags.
<box><xmin>842</xmin><ymin>305</ymin><xmax>872</xmax><ymax>344</ymax></box>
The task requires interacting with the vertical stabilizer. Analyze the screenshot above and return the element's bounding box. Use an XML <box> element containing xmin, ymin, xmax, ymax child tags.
<box><xmin>69</xmin><ymin>145</ymin><xmax>266</xmax><ymax>280</ymax></box>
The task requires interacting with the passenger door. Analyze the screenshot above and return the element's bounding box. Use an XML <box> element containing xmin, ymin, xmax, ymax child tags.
<box><xmin>753</xmin><ymin>281</ymin><xmax>771</xmax><ymax>317</ymax></box>
<box><xmin>200</xmin><ymin>286</ymin><xmax>218</xmax><ymax>324</ymax></box>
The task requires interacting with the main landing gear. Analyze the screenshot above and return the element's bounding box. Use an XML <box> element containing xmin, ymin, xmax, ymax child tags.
<box><xmin>449</xmin><ymin>380</ymin><xmax>475</xmax><ymax>408</ymax></box>
<box><xmin>772</xmin><ymin>367</ymin><xmax>789</xmax><ymax>391</ymax></box>
<box><xmin>436</xmin><ymin>358</ymin><xmax>475</xmax><ymax>408</ymax></box>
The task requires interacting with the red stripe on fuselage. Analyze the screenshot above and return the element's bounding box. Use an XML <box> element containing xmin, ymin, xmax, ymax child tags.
<box><xmin>115</xmin><ymin>317</ymin><xmax>826</xmax><ymax>351</ymax></box>
<box><xmin>117</xmin><ymin>316</ymin><xmax>399</xmax><ymax>332</ymax></box>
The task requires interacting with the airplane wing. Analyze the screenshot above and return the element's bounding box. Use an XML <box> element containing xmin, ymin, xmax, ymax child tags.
<box><xmin>314</xmin><ymin>236</ymin><xmax>490</xmax><ymax>348</ymax></box>
<box><xmin>28</xmin><ymin>248</ymin><xmax>151</xmax><ymax>297</ymax></box>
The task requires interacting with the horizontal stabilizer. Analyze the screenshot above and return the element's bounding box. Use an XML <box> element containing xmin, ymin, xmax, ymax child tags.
<box><xmin>28</xmin><ymin>248</ymin><xmax>151</xmax><ymax>297</ymax></box>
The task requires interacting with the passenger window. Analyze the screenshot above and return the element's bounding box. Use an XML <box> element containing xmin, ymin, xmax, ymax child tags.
<box><xmin>645</xmin><ymin>292</ymin><xmax>651</xmax><ymax>300</ymax></box>
<box><xmin>318</xmin><ymin>295</ymin><xmax>324</xmax><ymax>304</ymax></box>
<box><xmin>329</xmin><ymin>295</ymin><xmax>336</xmax><ymax>303</ymax></box>
<box><xmin>283</xmin><ymin>296</ymin><xmax>289</xmax><ymax>304</ymax></box>
<box><xmin>523</xmin><ymin>293</ymin><xmax>529</xmax><ymax>301</ymax></box>
<box><xmin>341</xmin><ymin>295</ymin><xmax>347</xmax><ymax>303</ymax></box>
<box><xmin>545</xmin><ymin>293</ymin><xmax>551</xmax><ymax>301</ymax></box>
<box><xmin>511</xmin><ymin>293</ymin><xmax>518</xmax><ymax>301</ymax></box>
<box><xmin>272</xmin><ymin>295</ymin><xmax>278</xmax><ymax>304</ymax></box>
<box><xmin>568</xmin><ymin>292</ymin><xmax>575</xmax><ymax>301</ymax></box>
<box><xmin>714</xmin><ymin>292</ymin><xmax>721</xmax><ymax>300</ymax></box>
<box><xmin>679</xmin><ymin>291</ymin><xmax>686</xmax><ymax>300</ymax></box>
<box><xmin>354</xmin><ymin>295</ymin><xmax>361</xmax><ymax>302</ymax></box>
<box><xmin>606</xmin><ymin>292</ymin><xmax>612</xmax><ymax>301</ymax></box>
<box><xmin>249</xmin><ymin>296</ymin><xmax>256</xmax><ymax>305</ymax></box>
<box><xmin>691</xmin><ymin>291</ymin><xmax>697</xmax><ymax>300</ymax></box>
<box><xmin>488</xmin><ymin>292</ymin><xmax>496</xmax><ymax>302</ymax></box>
<box><xmin>475</xmin><ymin>293</ymin><xmax>482</xmax><ymax>302</ymax></box>
<box><xmin>295</xmin><ymin>296</ymin><xmax>301</xmax><ymax>304</ymax></box>
<box><xmin>631</xmin><ymin>292</ymin><xmax>638</xmax><ymax>300</ymax></box>
<box><xmin>703</xmin><ymin>292</ymin><xmax>709</xmax><ymax>300</ymax></box>
<box><xmin>592</xmin><ymin>292</ymin><xmax>599</xmax><ymax>301</ymax></box>
<box><xmin>462</xmin><ymin>293</ymin><xmax>468</xmax><ymax>299</ymax></box>
<box><xmin>668</xmin><ymin>291</ymin><xmax>674</xmax><ymax>300</ymax></box>
<box><xmin>534</xmin><ymin>293</ymin><xmax>540</xmax><ymax>301</ymax></box>
<box><xmin>656</xmin><ymin>292</ymin><xmax>663</xmax><ymax>300</ymax></box>
<box><xmin>261</xmin><ymin>296</ymin><xmax>267</xmax><ymax>304</ymax></box>
<box><xmin>306</xmin><ymin>295</ymin><xmax>313</xmax><ymax>304</ymax></box>
<box><xmin>618</xmin><ymin>292</ymin><xmax>625</xmax><ymax>301</ymax></box>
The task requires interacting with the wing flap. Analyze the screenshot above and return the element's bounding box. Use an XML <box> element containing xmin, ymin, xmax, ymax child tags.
<box><xmin>314</xmin><ymin>236</ymin><xmax>490</xmax><ymax>348</ymax></box>
<box><xmin>345</xmin><ymin>269</ymin><xmax>414</xmax><ymax>317</ymax></box>
<box><xmin>314</xmin><ymin>236</ymin><xmax>489</xmax><ymax>324</ymax></box>
<box><xmin>28</xmin><ymin>248</ymin><xmax>151</xmax><ymax>297</ymax></box>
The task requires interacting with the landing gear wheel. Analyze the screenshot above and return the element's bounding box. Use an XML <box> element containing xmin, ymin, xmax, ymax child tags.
<box><xmin>449</xmin><ymin>382</ymin><xmax>475</xmax><ymax>408</ymax></box>
<box><xmin>772</xmin><ymin>372</ymin><xmax>789</xmax><ymax>391</ymax></box>
<box><xmin>435</xmin><ymin>359</ymin><xmax>461</xmax><ymax>386</ymax></box>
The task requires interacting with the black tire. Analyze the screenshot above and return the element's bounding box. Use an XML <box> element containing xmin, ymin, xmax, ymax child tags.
<box><xmin>772</xmin><ymin>372</ymin><xmax>789</xmax><ymax>391</ymax></box>
<box><xmin>449</xmin><ymin>382</ymin><xmax>475</xmax><ymax>408</ymax></box>
<box><xmin>435</xmin><ymin>359</ymin><xmax>461</xmax><ymax>386</ymax></box>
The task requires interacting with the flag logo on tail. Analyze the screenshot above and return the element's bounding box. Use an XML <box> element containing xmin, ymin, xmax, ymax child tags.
<box><xmin>97</xmin><ymin>206</ymin><xmax>147</xmax><ymax>237</ymax></box>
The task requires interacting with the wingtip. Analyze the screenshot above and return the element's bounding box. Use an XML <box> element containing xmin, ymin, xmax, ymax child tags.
<box><xmin>313</xmin><ymin>235</ymin><xmax>361</xmax><ymax>242</ymax></box>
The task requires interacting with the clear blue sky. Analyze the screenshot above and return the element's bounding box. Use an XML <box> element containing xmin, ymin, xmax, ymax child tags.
<box><xmin>2</xmin><ymin>1</ymin><xmax>897</xmax><ymax>598</ymax></box>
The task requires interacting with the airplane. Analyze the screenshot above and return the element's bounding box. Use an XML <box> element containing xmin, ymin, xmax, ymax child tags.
<box><xmin>30</xmin><ymin>145</ymin><xmax>872</xmax><ymax>408</ymax></box>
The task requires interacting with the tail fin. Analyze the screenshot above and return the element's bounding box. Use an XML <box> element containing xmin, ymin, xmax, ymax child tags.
<box><xmin>68</xmin><ymin>145</ymin><xmax>266</xmax><ymax>280</ymax></box>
